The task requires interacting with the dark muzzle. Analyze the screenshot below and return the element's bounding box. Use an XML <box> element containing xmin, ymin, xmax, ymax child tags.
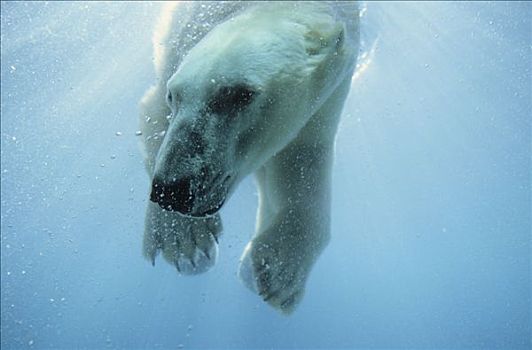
<box><xmin>150</xmin><ymin>177</ymin><xmax>195</xmax><ymax>214</ymax></box>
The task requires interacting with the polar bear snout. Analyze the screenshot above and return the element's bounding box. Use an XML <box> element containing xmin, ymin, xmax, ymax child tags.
<box><xmin>150</xmin><ymin>177</ymin><xmax>195</xmax><ymax>214</ymax></box>
<box><xmin>150</xmin><ymin>174</ymin><xmax>228</xmax><ymax>217</ymax></box>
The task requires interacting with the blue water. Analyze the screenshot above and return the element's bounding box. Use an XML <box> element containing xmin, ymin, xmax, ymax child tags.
<box><xmin>1</xmin><ymin>1</ymin><xmax>530</xmax><ymax>349</ymax></box>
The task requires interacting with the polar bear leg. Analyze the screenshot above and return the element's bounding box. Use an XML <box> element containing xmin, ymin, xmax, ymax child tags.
<box><xmin>140</xmin><ymin>87</ymin><xmax>223</xmax><ymax>274</ymax></box>
<box><xmin>239</xmin><ymin>78</ymin><xmax>352</xmax><ymax>314</ymax></box>
<box><xmin>143</xmin><ymin>201</ymin><xmax>222</xmax><ymax>274</ymax></box>
<box><xmin>239</xmin><ymin>143</ymin><xmax>334</xmax><ymax>313</ymax></box>
<box><xmin>138</xmin><ymin>85</ymin><xmax>171</xmax><ymax>176</ymax></box>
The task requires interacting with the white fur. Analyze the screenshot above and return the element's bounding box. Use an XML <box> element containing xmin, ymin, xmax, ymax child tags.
<box><xmin>140</xmin><ymin>1</ymin><xmax>359</xmax><ymax>314</ymax></box>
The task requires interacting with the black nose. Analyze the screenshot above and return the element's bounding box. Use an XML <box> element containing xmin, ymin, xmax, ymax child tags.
<box><xmin>150</xmin><ymin>177</ymin><xmax>195</xmax><ymax>214</ymax></box>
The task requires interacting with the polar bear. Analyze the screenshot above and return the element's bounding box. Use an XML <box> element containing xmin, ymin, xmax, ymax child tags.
<box><xmin>139</xmin><ymin>1</ymin><xmax>359</xmax><ymax>314</ymax></box>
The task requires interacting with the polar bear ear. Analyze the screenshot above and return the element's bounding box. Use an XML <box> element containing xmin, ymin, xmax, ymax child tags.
<box><xmin>303</xmin><ymin>22</ymin><xmax>345</xmax><ymax>65</ymax></box>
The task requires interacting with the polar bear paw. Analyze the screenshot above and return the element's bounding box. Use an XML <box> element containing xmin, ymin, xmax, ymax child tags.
<box><xmin>238</xmin><ymin>234</ymin><xmax>311</xmax><ymax>314</ymax></box>
<box><xmin>143</xmin><ymin>202</ymin><xmax>222</xmax><ymax>274</ymax></box>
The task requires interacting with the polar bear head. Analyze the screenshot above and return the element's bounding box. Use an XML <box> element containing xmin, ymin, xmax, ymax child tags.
<box><xmin>150</xmin><ymin>5</ymin><xmax>348</xmax><ymax>217</ymax></box>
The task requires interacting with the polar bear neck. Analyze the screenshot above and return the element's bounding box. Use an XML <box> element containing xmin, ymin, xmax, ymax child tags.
<box><xmin>154</xmin><ymin>2</ymin><xmax>359</xmax><ymax>86</ymax></box>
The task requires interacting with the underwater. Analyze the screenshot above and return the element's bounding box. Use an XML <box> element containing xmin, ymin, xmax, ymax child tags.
<box><xmin>1</xmin><ymin>1</ymin><xmax>530</xmax><ymax>349</ymax></box>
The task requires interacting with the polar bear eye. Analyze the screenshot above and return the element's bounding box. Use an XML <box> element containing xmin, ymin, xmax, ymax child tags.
<box><xmin>166</xmin><ymin>90</ymin><xmax>180</xmax><ymax>109</ymax></box>
<box><xmin>208</xmin><ymin>85</ymin><xmax>256</xmax><ymax>115</ymax></box>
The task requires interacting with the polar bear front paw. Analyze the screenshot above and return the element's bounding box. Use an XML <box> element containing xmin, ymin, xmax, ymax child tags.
<box><xmin>143</xmin><ymin>202</ymin><xmax>222</xmax><ymax>274</ymax></box>
<box><xmin>238</xmin><ymin>235</ymin><xmax>311</xmax><ymax>314</ymax></box>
